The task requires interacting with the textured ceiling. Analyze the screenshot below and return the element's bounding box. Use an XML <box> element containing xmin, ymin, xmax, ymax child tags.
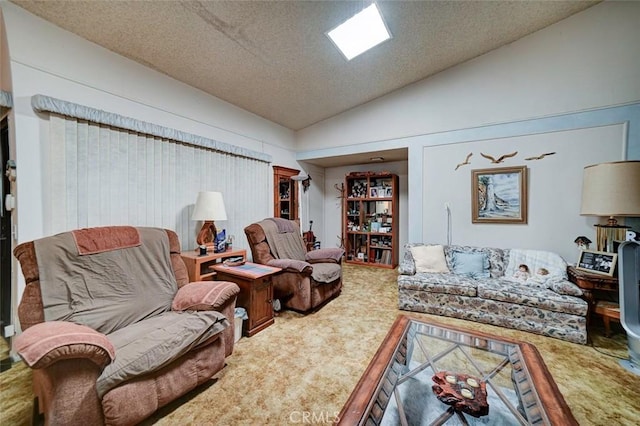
<box><xmin>12</xmin><ymin>1</ymin><xmax>598</xmax><ymax>132</ymax></box>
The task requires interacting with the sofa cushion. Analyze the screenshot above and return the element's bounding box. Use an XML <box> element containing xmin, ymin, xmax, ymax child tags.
<box><xmin>548</xmin><ymin>280</ymin><xmax>583</xmax><ymax>297</ymax></box>
<box><xmin>310</xmin><ymin>262</ymin><xmax>342</xmax><ymax>283</ymax></box>
<box><xmin>445</xmin><ymin>246</ymin><xmax>506</xmax><ymax>278</ymax></box>
<box><xmin>477</xmin><ymin>279</ymin><xmax>587</xmax><ymax>316</ymax></box>
<box><xmin>398</xmin><ymin>273</ymin><xmax>478</xmax><ymax>297</ymax></box>
<box><xmin>505</xmin><ymin>249</ymin><xmax>568</xmax><ymax>280</ymax></box>
<box><xmin>450</xmin><ymin>252</ymin><xmax>489</xmax><ymax>279</ymax></box>
<box><xmin>398</xmin><ymin>291</ymin><xmax>587</xmax><ymax>345</ymax></box>
<box><xmin>410</xmin><ymin>245</ymin><xmax>450</xmax><ymax>273</ymax></box>
<box><xmin>97</xmin><ymin>310</ymin><xmax>228</xmax><ymax>398</ymax></box>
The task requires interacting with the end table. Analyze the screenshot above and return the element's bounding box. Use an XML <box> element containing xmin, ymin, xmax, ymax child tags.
<box><xmin>567</xmin><ymin>265</ymin><xmax>618</xmax><ymax>324</ymax></box>
<box><xmin>594</xmin><ymin>301</ymin><xmax>621</xmax><ymax>337</ymax></box>
<box><xmin>180</xmin><ymin>248</ymin><xmax>246</xmax><ymax>282</ymax></box>
<box><xmin>212</xmin><ymin>262</ymin><xmax>281</xmax><ymax>337</ymax></box>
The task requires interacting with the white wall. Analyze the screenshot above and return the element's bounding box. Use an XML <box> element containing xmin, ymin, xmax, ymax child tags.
<box><xmin>422</xmin><ymin>124</ymin><xmax>626</xmax><ymax>262</ymax></box>
<box><xmin>297</xmin><ymin>1</ymin><xmax>640</xmax><ymax>149</ymax></box>
<box><xmin>309</xmin><ymin>1</ymin><xmax>640</xmax><ymax>262</ymax></box>
<box><xmin>2</xmin><ymin>2</ymin><xmax>298</xmax><ymax>240</ymax></box>
<box><xmin>296</xmin><ymin>162</ymin><xmax>325</xmax><ymax>245</ymax></box>
<box><xmin>324</xmin><ymin>161</ymin><xmax>408</xmax><ymax>254</ymax></box>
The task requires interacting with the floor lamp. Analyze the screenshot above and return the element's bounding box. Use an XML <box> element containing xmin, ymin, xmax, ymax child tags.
<box><xmin>580</xmin><ymin>161</ymin><xmax>640</xmax><ymax>252</ymax></box>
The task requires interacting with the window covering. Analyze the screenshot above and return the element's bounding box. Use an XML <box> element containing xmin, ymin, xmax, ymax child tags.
<box><xmin>31</xmin><ymin>94</ymin><xmax>271</xmax><ymax>163</ymax></box>
<box><xmin>43</xmin><ymin>112</ymin><xmax>269</xmax><ymax>251</ymax></box>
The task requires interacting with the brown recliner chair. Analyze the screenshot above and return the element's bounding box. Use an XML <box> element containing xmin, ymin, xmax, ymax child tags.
<box><xmin>244</xmin><ymin>218</ymin><xmax>344</xmax><ymax>312</ymax></box>
<box><xmin>13</xmin><ymin>226</ymin><xmax>239</xmax><ymax>425</ymax></box>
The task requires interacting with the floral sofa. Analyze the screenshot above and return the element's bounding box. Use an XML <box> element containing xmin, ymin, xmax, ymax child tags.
<box><xmin>397</xmin><ymin>244</ymin><xmax>588</xmax><ymax>344</ymax></box>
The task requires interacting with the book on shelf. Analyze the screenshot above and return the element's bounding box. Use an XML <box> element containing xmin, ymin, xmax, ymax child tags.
<box><xmin>380</xmin><ymin>251</ymin><xmax>392</xmax><ymax>265</ymax></box>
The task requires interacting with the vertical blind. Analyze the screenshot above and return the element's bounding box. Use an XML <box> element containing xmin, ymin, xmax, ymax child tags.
<box><xmin>45</xmin><ymin>113</ymin><xmax>269</xmax><ymax>251</ymax></box>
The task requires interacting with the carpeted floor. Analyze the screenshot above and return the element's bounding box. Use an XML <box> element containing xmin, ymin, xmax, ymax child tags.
<box><xmin>1</xmin><ymin>264</ymin><xmax>639</xmax><ymax>425</ymax></box>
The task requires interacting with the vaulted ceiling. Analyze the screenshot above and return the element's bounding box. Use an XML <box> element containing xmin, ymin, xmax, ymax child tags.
<box><xmin>12</xmin><ymin>1</ymin><xmax>598</xmax><ymax>132</ymax></box>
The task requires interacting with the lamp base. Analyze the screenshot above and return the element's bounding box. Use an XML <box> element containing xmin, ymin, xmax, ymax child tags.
<box><xmin>196</xmin><ymin>221</ymin><xmax>218</xmax><ymax>246</ymax></box>
<box><xmin>594</xmin><ymin>223</ymin><xmax>630</xmax><ymax>252</ymax></box>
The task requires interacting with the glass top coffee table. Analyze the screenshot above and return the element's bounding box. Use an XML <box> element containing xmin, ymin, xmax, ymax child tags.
<box><xmin>337</xmin><ymin>315</ymin><xmax>577</xmax><ymax>425</ymax></box>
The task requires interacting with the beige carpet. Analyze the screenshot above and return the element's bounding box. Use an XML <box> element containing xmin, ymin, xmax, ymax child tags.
<box><xmin>1</xmin><ymin>264</ymin><xmax>639</xmax><ymax>425</ymax></box>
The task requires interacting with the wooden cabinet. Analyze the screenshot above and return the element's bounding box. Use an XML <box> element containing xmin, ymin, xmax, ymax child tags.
<box><xmin>273</xmin><ymin>165</ymin><xmax>300</xmax><ymax>220</ymax></box>
<box><xmin>180</xmin><ymin>248</ymin><xmax>247</xmax><ymax>281</ymax></box>
<box><xmin>343</xmin><ymin>172</ymin><xmax>399</xmax><ymax>268</ymax></box>
<box><xmin>212</xmin><ymin>262</ymin><xmax>281</xmax><ymax>337</ymax></box>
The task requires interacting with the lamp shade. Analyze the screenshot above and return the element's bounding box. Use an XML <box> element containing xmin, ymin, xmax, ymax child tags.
<box><xmin>580</xmin><ymin>161</ymin><xmax>640</xmax><ymax>217</ymax></box>
<box><xmin>191</xmin><ymin>191</ymin><xmax>228</xmax><ymax>221</ymax></box>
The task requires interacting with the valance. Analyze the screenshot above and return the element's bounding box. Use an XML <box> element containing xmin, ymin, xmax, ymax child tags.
<box><xmin>31</xmin><ymin>94</ymin><xmax>271</xmax><ymax>163</ymax></box>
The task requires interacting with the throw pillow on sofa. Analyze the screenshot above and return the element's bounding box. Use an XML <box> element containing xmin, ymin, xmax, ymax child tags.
<box><xmin>451</xmin><ymin>252</ymin><xmax>490</xmax><ymax>279</ymax></box>
<box><xmin>410</xmin><ymin>245</ymin><xmax>449</xmax><ymax>273</ymax></box>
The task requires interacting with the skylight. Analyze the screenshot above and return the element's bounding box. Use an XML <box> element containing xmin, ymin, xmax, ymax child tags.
<box><xmin>327</xmin><ymin>3</ymin><xmax>392</xmax><ymax>61</ymax></box>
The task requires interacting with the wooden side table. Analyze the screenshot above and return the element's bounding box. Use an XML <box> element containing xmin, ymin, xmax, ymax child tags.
<box><xmin>594</xmin><ymin>301</ymin><xmax>621</xmax><ymax>337</ymax></box>
<box><xmin>567</xmin><ymin>265</ymin><xmax>618</xmax><ymax>324</ymax></box>
<box><xmin>212</xmin><ymin>262</ymin><xmax>281</xmax><ymax>337</ymax></box>
<box><xmin>180</xmin><ymin>248</ymin><xmax>247</xmax><ymax>282</ymax></box>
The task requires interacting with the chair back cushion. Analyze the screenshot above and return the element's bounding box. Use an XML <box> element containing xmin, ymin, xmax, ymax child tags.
<box><xmin>258</xmin><ymin>218</ymin><xmax>307</xmax><ymax>261</ymax></box>
<box><xmin>244</xmin><ymin>223</ymin><xmax>277</xmax><ymax>265</ymax></box>
<box><xmin>32</xmin><ymin>227</ymin><xmax>178</xmax><ymax>334</ymax></box>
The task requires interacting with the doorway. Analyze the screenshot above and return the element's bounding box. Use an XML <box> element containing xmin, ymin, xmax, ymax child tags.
<box><xmin>0</xmin><ymin>116</ymin><xmax>11</xmax><ymax>371</ymax></box>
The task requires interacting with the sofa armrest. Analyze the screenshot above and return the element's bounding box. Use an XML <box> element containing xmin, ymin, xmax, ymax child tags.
<box><xmin>267</xmin><ymin>259</ymin><xmax>313</xmax><ymax>274</ymax></box>
<box><xmin>172</xmin><ymin>281</ymin><xmax>240</xmax><ymax>311</ymax></box>
<box><xmin>15</xmin><ymin>321</ymin><xmax>115</xmax><ymax>369</ymax></box>
<box><xmin>397</xmin><ymin>250</ymin><xmax>416</xmax><ymax>275</ymax></box>
<box><xmin>547</xmin><ymin>279</ymin><xmax>583</xmax><ymax>297</ymax></box>
<box><xmin>305</xmin><ymin>248</ymin><xmax>344</xmax><ymax>264</ymax></box>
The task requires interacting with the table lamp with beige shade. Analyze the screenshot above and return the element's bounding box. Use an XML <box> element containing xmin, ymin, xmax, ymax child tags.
<box><xmin>580</xmin><ymin>160</ymin><xmax>640</xmax><ymax>252</ymax></box>
<box><xmin>192</xmin><ymin>191</ymin><xmax>227</xmax><ymax>251</ymax></box>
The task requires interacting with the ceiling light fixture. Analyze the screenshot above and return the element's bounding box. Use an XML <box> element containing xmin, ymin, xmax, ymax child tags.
<box><xmin>370</xmin><ymin>156</ymin><xmax>385</xmax><ymax>162</ymax></box>
<box><xmin>327</xmin><ymin>3</ymin><xmax>392</xmax><ymax>61</ymax></box>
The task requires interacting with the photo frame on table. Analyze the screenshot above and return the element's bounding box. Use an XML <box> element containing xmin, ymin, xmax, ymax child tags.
<box><xmin>576</xmin><ymin>249</ymin><xmax>618</xmax><ymax>276</ymax></box>
<box><xmin>471</xmin><ymin>166</ymin><xmax>527</xmax><ymax>224</ymax></box>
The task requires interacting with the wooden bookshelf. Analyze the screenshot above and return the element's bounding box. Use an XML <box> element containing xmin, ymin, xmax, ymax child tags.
<box><xmin>343</xmin><ymin>172</ymin><xmax>398</xmax><ymax>268</ymax></box>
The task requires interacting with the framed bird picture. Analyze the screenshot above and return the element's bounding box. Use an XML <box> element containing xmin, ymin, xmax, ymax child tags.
<box><xmin>471</xmin><ymin>166</ymin><xmax>528</xmax><ymax>224</ymax></box>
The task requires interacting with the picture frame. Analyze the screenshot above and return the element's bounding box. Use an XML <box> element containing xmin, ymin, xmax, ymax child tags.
<box><xmin>369</xmin><ymin>187</ymin><xmax>378</xmax><ymax>198</ymax></box>
<box><xmin>471</xmin><ymin>166</ymin><xmax>528</xmax><ymax>224</ymax></box>
<box><xmin>576</xmin><ymin>249</ymin><xmax>618</xmax><ymax>276</ymax></box>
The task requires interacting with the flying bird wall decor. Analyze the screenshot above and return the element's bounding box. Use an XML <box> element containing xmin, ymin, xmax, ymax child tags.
<box><xmin>525</xmin><ymin>152</ymin><xmax>556</xmax><ymax>161</ymax></box>
<box><xmin>480</xmin><ymin>151</ymin><xmax>518</xmax><ymax>163</ymax></box>
<box><xmin>454</xmin><ymin>152</ymin><xmax>473</xmax><ymax>171</ymax></box>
